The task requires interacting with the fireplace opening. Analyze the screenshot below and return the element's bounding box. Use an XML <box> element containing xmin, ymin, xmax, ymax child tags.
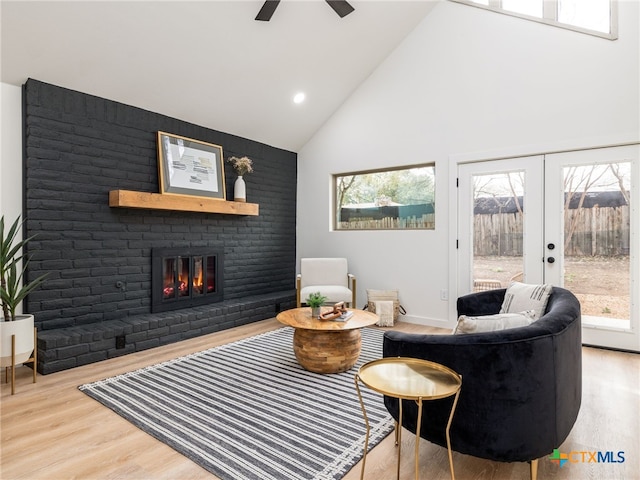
<box><xmin>152</xmin><ymin>247</ymin><xmax>223</xmax><ymax>313</ymax></box>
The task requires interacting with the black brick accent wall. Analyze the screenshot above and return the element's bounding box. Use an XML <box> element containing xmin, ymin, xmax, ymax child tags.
<box><xmin>23</xmin><ymin>79</ymin><xmax>297</xmax><ymax>374</ymax></box>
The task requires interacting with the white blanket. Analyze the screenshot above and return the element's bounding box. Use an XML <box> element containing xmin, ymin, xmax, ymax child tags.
<box><xmin>375</xmin><ymin>300</ymin><xmax>394</xmax><ymax>327</ymax></box>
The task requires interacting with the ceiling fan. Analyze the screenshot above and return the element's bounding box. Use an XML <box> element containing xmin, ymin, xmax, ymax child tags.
<box><xmin>255</xmin><ymin>0</ymin><xmax>355</xmax><ymax>21</ymax></box>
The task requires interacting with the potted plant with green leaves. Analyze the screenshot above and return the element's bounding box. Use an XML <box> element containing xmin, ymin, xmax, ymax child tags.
<box><xmin>0</xmin><ymin>215</ymin><xmax>48</xmax><ymax>375</ymax></box>
<box><xmin>305</xmin><ymin>291</ymin><xmax>327</xmax><ymax>318</ymax></box>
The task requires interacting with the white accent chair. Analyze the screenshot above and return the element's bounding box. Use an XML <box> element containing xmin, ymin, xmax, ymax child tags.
<box><xmin>296</xmin><ymin>258</ymin><xmax>356</xmax><ymax>308</ymax></box>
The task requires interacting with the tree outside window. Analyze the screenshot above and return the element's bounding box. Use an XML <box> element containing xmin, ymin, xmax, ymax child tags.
<box><xmin>334</xmin><ymin>164</ymin><xmax>435</xmax><ymax>230</ymax></box>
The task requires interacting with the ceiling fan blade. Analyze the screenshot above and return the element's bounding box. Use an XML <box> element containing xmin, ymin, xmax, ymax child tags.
<box><xmin>325</xmin><ymin>0</ymin><xmax>354</xmax><ymax>18</ymax></box>
<box><xmin>255</xmin><ymin>0</ymin><xmax>281</xmax><ymax>21</ymax></box>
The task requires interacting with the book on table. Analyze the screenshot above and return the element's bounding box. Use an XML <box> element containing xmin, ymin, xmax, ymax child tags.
<box><xmin>336</xmin><ymin>311</ymin><xmax>353</xmax><ymax>322</ymax></box>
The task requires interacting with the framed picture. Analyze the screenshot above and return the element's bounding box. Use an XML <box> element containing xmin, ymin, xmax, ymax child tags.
<box><xmin>157</xmin><ymin>131</ymin><xmax>226</xmax><ymax>199</ymax></box>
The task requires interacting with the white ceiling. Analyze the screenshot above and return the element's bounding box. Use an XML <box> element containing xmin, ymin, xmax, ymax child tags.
<box><xmin>1</xmin><ymin>1</ymin><xmax>439</xmax><ymax>152</ymax></box>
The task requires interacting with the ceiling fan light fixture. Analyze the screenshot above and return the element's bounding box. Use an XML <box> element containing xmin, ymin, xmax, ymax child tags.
<box><xmin>255</xmin><ymin>0</ymin><xmax>354</xmax><ymax>21</ymax></box>
<box><xmin>325</xmin><ymin>0</ymin><xmax>355</xmax><ymax>18</ymax></box>
<box><xmin>255</xmin><ymin>0</ymin><xmax>280</xmax><ymax>21</ymax></box>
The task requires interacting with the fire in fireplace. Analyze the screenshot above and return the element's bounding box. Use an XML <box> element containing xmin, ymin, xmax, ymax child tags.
<box><xmin>151</xmin><ymin>247</ymin><xmax>223</xmax><ymax>313</ymax></box>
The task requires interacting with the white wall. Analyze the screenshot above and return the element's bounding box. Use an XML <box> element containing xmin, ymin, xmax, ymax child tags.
<box><xmin>1</xmin><ymin>83</ymin><xmax>24</xmax><ymax>315</ymax></box>
<box><xmin>1</xmin><ymin>83</ymin><xmax>23</xmax><ymax>226</ymax></box>
<box><xmin>296</xmin><ymin>1</ymin><xmax>640</xmax><ymax>326</ymax></box>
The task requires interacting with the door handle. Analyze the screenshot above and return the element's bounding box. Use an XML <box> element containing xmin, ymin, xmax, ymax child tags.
<box><xmin>547</xmin><ymin>257</ymin><xmax>555</xmax><ymax>264</ymax></box>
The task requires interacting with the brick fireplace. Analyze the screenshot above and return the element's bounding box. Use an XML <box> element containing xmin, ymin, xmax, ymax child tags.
<box><xmin>23</xmin><ymin>79</ymin><xmax>297</xmax><ymax>374</ymax></box>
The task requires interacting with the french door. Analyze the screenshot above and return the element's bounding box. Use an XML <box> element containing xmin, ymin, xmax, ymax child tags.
<box><xmin>458</xmin><ymin>145</ymin><xmax>639</xmax><ymax>352</ymax></box>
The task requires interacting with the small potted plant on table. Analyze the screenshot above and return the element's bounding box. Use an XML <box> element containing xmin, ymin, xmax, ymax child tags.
<box><xmin>305</xmin><ymin>292</ymin><xmax>327</xmax><ymax>318</ymax></box>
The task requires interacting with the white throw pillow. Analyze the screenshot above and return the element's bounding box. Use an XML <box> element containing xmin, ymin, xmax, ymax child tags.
<box><xmin>453</xmin><ymin>310</ymin><xmax>536</xmax><ymax>335</ymax></box>
<box><xmin>499</xmin><ymin>282</ymin><xmax>552</xmax><ymax>320</ymax></box>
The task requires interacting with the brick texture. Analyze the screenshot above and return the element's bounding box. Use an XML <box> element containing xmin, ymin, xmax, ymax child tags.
<box><xmin>22</xmin><ymin>79</ymin><xmax>297</xmax><ymax>374</ymax></box>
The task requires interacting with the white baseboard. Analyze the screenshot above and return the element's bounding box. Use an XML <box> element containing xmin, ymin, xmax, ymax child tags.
<box><xmin>397</xmin><ymin>314</ymin><xmax>454</xmax><ymax>330</ymax></box>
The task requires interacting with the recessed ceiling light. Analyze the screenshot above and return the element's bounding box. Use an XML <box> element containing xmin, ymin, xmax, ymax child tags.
<box><xmin>293</xmin><ymin>92</ymin><xmax>306</xmax><ymax>104</ymax></box>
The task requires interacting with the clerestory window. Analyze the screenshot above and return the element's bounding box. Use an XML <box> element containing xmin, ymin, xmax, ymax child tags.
<box><xmin>450</xmin><ymin>0</ymin><xmax>617</xmax><ymax>40</ymax></box>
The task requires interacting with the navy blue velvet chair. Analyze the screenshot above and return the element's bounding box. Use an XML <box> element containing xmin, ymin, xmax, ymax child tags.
<box><xmin>382</xmin><ymin>287</ymin><xmax>582</xmax><ymax>480</ymax></box>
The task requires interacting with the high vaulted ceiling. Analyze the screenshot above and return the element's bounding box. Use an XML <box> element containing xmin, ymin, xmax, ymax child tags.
<box><xmin>1</xmin><ymin>1</ymin><xmax>439</xmax><ymax>152</ymax></box>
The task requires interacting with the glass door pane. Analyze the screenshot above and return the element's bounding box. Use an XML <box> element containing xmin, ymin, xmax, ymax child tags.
<box><xmin>472</xmin><ymin>171</ymin><xmax>525</xmax><ymax>290</ymax></box>
<box><xmin>457</xmin><ymin>157</ymin><xmax>544</xmax><ymax>296</ymax></box>
<box><xmin>546</xmin><ymin>145</ymin><xmax>639</xmax><ymax>352</ymax></box>
<box><xmin>562</xmin><ymin>162</ymin><xmax>631</xmax><ymax>328</ymax></box>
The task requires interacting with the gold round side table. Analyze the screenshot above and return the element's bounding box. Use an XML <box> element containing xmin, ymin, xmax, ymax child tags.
<box><xmin>354</xmin><ymin>357</ymin><xmax>462</xmax><ymax>480</ymax></box>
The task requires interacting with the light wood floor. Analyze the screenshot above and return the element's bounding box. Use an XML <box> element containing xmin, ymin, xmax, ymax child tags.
<box><xmin>1</xmin><ymin>319</ymin><xmax>638</xmax><ymax>480</ymax></box>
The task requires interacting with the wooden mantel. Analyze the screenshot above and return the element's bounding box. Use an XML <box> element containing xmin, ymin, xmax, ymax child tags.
<box><xmin>109</xmin><ymin>190</ymin><xmax>259</xmax><ymax>216</ymax></box>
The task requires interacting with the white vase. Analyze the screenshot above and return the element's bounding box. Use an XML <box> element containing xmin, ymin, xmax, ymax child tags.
<box><xmin>234</xmin><ymin>175</ymin><xmax>246</xmax><ymax>202</ymax></box>
<box><xmin>0</xmin><ymin>314</ymin><xmax>35</xmax><ymax>367</ymax></box>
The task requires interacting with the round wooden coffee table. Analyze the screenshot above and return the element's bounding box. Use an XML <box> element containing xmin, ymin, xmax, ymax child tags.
<box><xmin>276</xmin><ymin>307</ymin><xmax>379</xmax><ymax>374</ymax></box>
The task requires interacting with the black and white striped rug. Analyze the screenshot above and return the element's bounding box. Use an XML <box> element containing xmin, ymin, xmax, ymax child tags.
<box><xmin>79</xmin><ymin>327</ymin><xmax>393</xmax><ymax>480</ymax></box>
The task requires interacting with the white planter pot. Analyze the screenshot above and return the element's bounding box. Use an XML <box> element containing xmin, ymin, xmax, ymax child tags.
<box><xmin>0</xmin><ymin>314</ymin><xmax>35</xmax><ymax>368</ymax></box>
